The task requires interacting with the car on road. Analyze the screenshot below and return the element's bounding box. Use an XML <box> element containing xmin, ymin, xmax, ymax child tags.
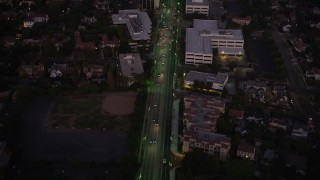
<box><xmin>163</xmin><ymin>159</ymin><xmax>166</xmax><ymax>164</ymax></box>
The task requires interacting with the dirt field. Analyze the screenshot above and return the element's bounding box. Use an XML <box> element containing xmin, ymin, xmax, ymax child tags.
<box><xmin>102</xmin><ymin>91</ymin><xmax>137</xmax><ymax>115</ymax></box>
<box><xmin>49</xmin><ymin>91</ymin><xmax>137</xmax><ymax>131</ymax></box>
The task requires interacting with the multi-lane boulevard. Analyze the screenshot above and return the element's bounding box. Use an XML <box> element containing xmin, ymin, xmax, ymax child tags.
<box><xmin>138</xmin><ymin>1</ymin><xmax>181</xmax><ymax>180</ymax></box>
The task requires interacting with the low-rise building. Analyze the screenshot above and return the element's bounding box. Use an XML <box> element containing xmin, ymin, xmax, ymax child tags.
<box><xmin>184</xmin><ymin>71</ymin><xmax>228</xmax><ymax>90</ymax></box>
<box><xmin>291</xmin><ymin>124</ymin><xmax>308</xmax><ymax>140</ymax></box>
<box><xmin>237</xmin><ymin>142</ymin><xmax>255</xmax><ymax>160</ymax></box>
<box><xmin>269</xmin><ymin>118</ymin><xmax>288</xmax><ymax>132</ymax></box>
<box><xmin>306</xmin><ymin>67</ymin><xmax>320</xmax><ymax>80</ymax></box>
<box><xmin>183</xmin><ymin>125</ymin><xmax>231</xmax><ymax>160</ymax></box>
<box><xmin>23</xmin><ymin>13</ymin><xmax>49</xmax><ymax>28</ymax></box>
<box><xmin>100</xmin><ymin>34</ymin><xmax>120</xmax><ymax>49</ymax></box>
<box><xmin>17</xmin><ymin>64</ymin><xmax>44</xmax><ymax>79</ymax></box>
<box><xmin>93</xmin><ymin>0</ymin><xmax>110</xmax><ymax>10</ymax></box>
<box><xmin>290</xmin><ymin>38</ymin><xmax>306</xmax><ymax>53</ymax></box>
<box><xmin>112</xmin><ymin>9</ymin><xmax>152</xmax><ymax>52</ymax></box>
<box><xmin>81</xmin><ymin>16</ymin><xmax>97</xmax><ymax>25</ymax></box>
<box><xmin>272</xmin><ymin>85</ymin><xmax>288</xmax><ymax>105</ymax></box>
<box><xmin>119</xmin><ymin>53</ymin><xmax>144</xmax><ymax>86</ymax></box>
<box><xmin>83</xmin><ymin>65</ymin><xmax>106</xmax><ymax>83</ymax></box>
<box><xmin>231</xmin><ymin>16</ymin><xmax>252</xmax><ymax>26</ymax></box>
<box><xmin>228</xmin><ymin>109</ymin><xmax>244</xmax><ymax>120</ymax></box>
<box><xmin>185</xmin><ymin>0</ymin><xmax>209</xmax><ymax>16</ymax></box>
<box><xmin>74</xmin><ymin>31</ymin><xmax>97</xmax><ymax>50</ymax></box>
<box><xmin>245</xmin><ymin>80</ymin><xmax>268</xmax><ymax>102</ymax></box>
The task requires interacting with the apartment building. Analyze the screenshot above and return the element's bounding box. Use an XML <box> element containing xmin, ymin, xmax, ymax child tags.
<box><xmin>112</xmin><ymin>9</ymin><xmax>152</xmax><ymax>52</ymax></box>
<box><xmin>182</xmin><ymin>93</ymin><xmax>230</xmax><ymax>159</ymax></box>
<box><xmin>119</xmin><ymin>53</ymin><xmax>144</xmax><ymax>86</ymax></box>
<box><xmin>185</xmin><ymin>19</ymin><xmax>244</xmax><ymax>65</ymax></box>
<box><xmin>183</xmin><ymin>125</ymin><xmax>231</xmax><ymax>160</ymax></box>
<box><xmin>184</xmin><ymin>70</ymin><xmax>228</xmax><ymax>90</ymax></box>
<box><xmin>185</xmin><ymin>0</ymin><xmax>209</xmax><ymax>16</ymax></box>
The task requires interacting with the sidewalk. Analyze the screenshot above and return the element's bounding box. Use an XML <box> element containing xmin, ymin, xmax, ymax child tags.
<box><xmin>171</xmin><ymin>99</ymin><xmax>185</xmax><ymax>158</ymax></box>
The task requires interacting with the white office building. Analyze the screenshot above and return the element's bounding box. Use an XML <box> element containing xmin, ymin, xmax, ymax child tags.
<box><xmin>112</xmin><ymin>9</ymin><xmax>152</xmax><ymax>52</ymax></box>
<box><xmin>186</xmin><ymin>0</ymin><xmax>210</xmax><ymax>16</ymax></box>
<box><xmin>185</xmin><ymin>19</ymin><xmax>244</xmax><ymax>65</ymax></box>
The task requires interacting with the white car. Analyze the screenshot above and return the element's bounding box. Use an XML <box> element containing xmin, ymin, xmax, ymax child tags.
<box><xmin>163</xmin><ymin>159</ymin><xmax>166</xmax><ymax>164</ymax></box>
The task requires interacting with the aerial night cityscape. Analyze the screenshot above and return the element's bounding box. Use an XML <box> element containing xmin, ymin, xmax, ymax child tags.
<box><xmin>1</xmin><ymin>0</ymin><xmax>320</xmax><ymax>179</ymax></box>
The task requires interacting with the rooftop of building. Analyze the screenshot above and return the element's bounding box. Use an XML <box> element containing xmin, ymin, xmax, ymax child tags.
<box><xmin>184</xmin><ymin>125</ymin><xmax>231</xmax><ymax>146</ymax></box>
<box><xmin>186</xmin><ymin>19</ymin><xmax>243</xmax><ymax>53</ymax></box>
<box><xmin>185</xmin><ymin>71</ymin><xmax>228</xmax><ymax>85</ymax></box>
<box><xmin>186</xmin><ymin>0</ymin><xmax>209</xmax><ymax>6</ymax></box>
<box><xmin>112</xmin><ymin>9</ymin><xmax>151</xmax><ymax>41</ymax></box>
<box><xmin>119</xmin><ymin>53</ymin><xmax>144</xmax><ymax>77</ymax></box>
<box><xmin>237</xmin><ymin>142</ymin><xmax>255</xmax><ymax>154</ymax></box>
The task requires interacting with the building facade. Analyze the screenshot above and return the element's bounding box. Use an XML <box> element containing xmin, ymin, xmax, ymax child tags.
<box><xmin>185</xmin><ymin>0</ymin><xmax>209</xmax><ymax>16</ymax></box>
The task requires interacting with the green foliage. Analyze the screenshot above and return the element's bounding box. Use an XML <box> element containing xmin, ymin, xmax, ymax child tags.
<box><xmin>224</xmin><ymin>159</ymin><xmax>255</xmax><ymax>180</ymax></box>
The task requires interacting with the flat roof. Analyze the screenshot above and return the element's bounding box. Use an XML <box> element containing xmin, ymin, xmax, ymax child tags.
<box><xmin>186</xmin><ymin>28</ymin><xmax>212</xmax><ymax>54</ymax></box>
<box><xmin>185</xmin><ymin>71</ymin><xmax>228</xmax><ymax>85</ymax></box>
<box><xmin>119</xmin><ymin>53</ymin><xmax>144</xmax><ymax>77</ymax></box>
<box><xmin>186</xmin><ymin>0</ymin><xmax>209</xmax><ymax>6</ymax></box>
<box><xmin>186</xmin><ymin>19</ymin><xmax>243</xmax><ymax>54</ymax></box>
<box><xmin>112</xmin><ymin>9</ymin><xmax>151</xmax><ymax>41</ymax></box>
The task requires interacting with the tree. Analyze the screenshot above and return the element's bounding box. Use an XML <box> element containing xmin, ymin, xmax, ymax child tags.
<box><xmin>181</xmin><ymin>149</ymin><xmax>221</xmax><ymax>178</ymax></box>
<box><xmin>224</xmin><ymin>159</ymin><xmax>255</xmax><ymax>180</ymax></box>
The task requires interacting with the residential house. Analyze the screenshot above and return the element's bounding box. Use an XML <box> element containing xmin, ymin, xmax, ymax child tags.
<box><xmin>0</xmin><ymin>141</ymin><xmax>10</xmax><ymax>177</ymax></box>
<box><xmin>237</xmin><ymin>142</ymin><xmax>255</xmax><ymax>160</ymax></box>
<box><xmin>74</xmin><ymin>31</ymin><xmax>97</xmax><ymax>50</ymax></box>
<box><xmin>1</xmin><ymin>36</ymin><xmax>15</xmax><ymax>48</ymax></box>
<box><xmin>291</xmin><ymin>124</ymin><xmax>308</xmax><ymax>140</ymax></box>
<box><xmin>272</xmin><ymin>85</ymin><xmax>288</xmax><ymax>105</ymax></box>
<box><xmin>48</xmin><ymin>63</ymin><xmax>67</xmax><ymax>78</ymax></box>
<box><xmin>52</xmin><ymin>37</ymin><xmax>70</xmax><ymax>51</ymax></box>
<box><xmin>23</xmin><ymin>13</ymin><xmax>49</xmax><ymax>28</ymax></box>
<box><xmin>17</xmin><ymin>64</ymin><xmax>44</xmax><ymax>79</ymax></box>
<box><xmin>184</xmin><ymin>71</ymin><xmax>229</xmax><ymax>91</ymax></box>
<box><xmin>286</xmin><ymin>154</ymin><xmax>307</xmax><ymax>176</ymax></box>
<box><xmin>245</xmin><ymin>80</ymin><xmax>268</xmax><ymax>102</ymax></box>
<box><xmin>93</xmin><ymin>0</ymin><xmax>110</xmax><ymax>10</ymax></box>
<box><xmin>81</xmin><ymin>16</ymin><xmax>97</xmax><ymax>25</ymax></box>
<box><xmin>231</xmin><ymin>16</ymin><xmax>252</xmax><ymax>26</ymax></box>
<box><xmin>270</xmin><ymin>0</ymin><xmax>280</xmax><ymax>10</ymax></box>
<box><xmin>269</xmin><ymin>117</ymin><xmax>289</xmax><ymax>132</ymax></box>
<box><xmin>310</xmin><ymin>19</ymin><xmax>320</xmax><ymax>29</ymax></box>
<box><xmin>83</xmin><ymin>65</ymin><xmax>106</xmax><ymax>83</ymax></box>
<box><xmin>228</xmin><ymin>109</ymin><xmax>244</xmax><ymax>126</ymax></box>
<box><xmin>100</xmin><ymin>34</ymin><xmax>120</xmax><ymax>49</ymax></box>
<box><xmin>313</xmin><ymin>7</ymin><xmax>320</xmax><ymax>15</ymax></box>
<box><xmin>262</xmin><ymin>149</ymin><xmax>275</xmax><ymax>166</ymax></box>
<box><xmin>306</xmin><ymin>67</ymin><xmax>320</xmax><ymax>80</ymax></box>
<box><xmin>23</xmin><ymin>38</ymin><xmax>47</xmax><ymax>47</ymax></box>
<box><xmin>290</xmin><ymin>38</ymin><xmax>306</xmax><ymax>53</ymax></box>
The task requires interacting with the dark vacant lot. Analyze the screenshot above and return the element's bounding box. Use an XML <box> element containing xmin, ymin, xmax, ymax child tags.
<box><xmin>227</xmin><ymin>0</ymin><xmax>248</xmax><ymax>16</ymax></box>
<box><xmin>247</xmin><ymin>37</ymin><xmax>276</xmax><ymax>73</ymax></box>
<box><xmin>13</xmin><ymin>97</ymin><xmax>130</xmax><ymax>179</ymax></box>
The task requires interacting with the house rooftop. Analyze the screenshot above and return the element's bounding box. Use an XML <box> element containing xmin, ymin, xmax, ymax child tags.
<box><xmin>228</xmin><ymin>109</ymin><xmax>244</xmax><ymax>119</ymax></box>
<box><xmin>237</xmin><ymin>142</ymin><xmax>255</xmax><ymax>154</ymax></box>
